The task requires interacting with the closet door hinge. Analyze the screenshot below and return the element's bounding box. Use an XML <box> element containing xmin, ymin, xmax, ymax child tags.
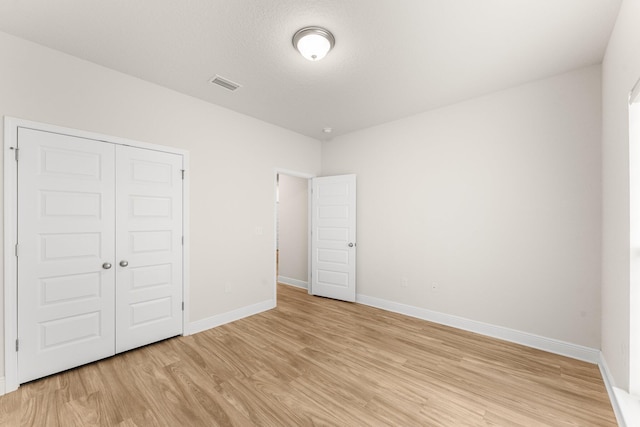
<box><xmin>182</xmin><ymin>302</ymin><xmax>184</xmax><ymax>311</ymax></box>
<box><xmin>181</xmin><ymin>170</ymin><xmax>185</xmax><ymax>180</ymax></box>
<box><xmin>10</xmin><ymin>147</ymin><xmax>19</xmax><ymax>161</ymax></box>
<box><xmin>15</xmin><ymin>339</ymin><xmax>19</xmax><ymax>352</ymax></box>
<box><xmin>181</xmin><ymin>236</ymin><xmax>184</xmax><ymax>245</ymax></box>
<box><xmin>15</xmin><ymin>243</ymin><xmax>18</xmax><ymax>257</ymax></box>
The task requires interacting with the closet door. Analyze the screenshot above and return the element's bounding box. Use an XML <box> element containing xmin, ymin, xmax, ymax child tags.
<box><xmin>114</xmin><ymin>146</ymin><xmax>183</xmax><ymax>353</ymax></box>
<box><xmin>17</xmin><ymin>128</ymin><xmax>116</xmax><ymax>383</ymax></box>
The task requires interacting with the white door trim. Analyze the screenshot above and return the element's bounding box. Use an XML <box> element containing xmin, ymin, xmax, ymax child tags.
<box><xmin>3</xmin><ymin>117</ymin><xmax>190</xmax><ymax>393</ymax></box>
<box><xmin>4</xmin><ymin>118</ymin><xmax>19</xmax><ymax>393</ymax></box>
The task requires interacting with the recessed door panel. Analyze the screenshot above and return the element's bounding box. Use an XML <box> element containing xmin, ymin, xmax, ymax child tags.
<box><xmin>131</xmin><ymin>196</ymin><xmax>172</xmax><ymax>218</ymax></box>
<box><xmin>131</xmin><ymin>159</ymin><xmax>173</xmax><ymax>184</ymax></box>
<box><xmin>40</xmin><ymin>233</ymin><xmax>102</xmax><ymax>261</ymax></box>
<box><xmin>40</xmin><ymin>146</ymin><xmax>102</xmax><ymax>179</ymax></box>
<box><xmin>317</xmin><ymin>182</ymin><xmax>349</xmax><ymax>198</ymax></box>
<box><xmin>317</xmin><ymin>270</ymin><xmax>349</xmax><ymax>287</ymax></box>
<box><xmin>41</xmin><ymin>273</ymin><xmax>102</xmax><ymax>305</ymax></box>
<box><xmin>130</xmin><ymin>297</ymin><xmax>173</xmax><ymax>326</ymax></box>
<box><xmin>318</xmin><ymin>205</ymin><xmax>349</xmax><ymax>220</ymax></box>
<box><xmin>40</xmin><ymin>311</ymin><xmax>102</xmax><ymax>349</ymax></box>
<box><xmin>130</xmin><ymin>264</ymin><xmax>172</xmax><ymax>290</ymax></box>
<box><xmin>18</xmin><ymin>128</ymin><xmax>116</xmax><ymax>384</ymax></box>
<box><xmin>41</xmin><ymin>191</ymin><xmax>102</xmax><ymax>218</ymax></box>
<box><xmin>130</xmin><ymin>230</ymin><xmax>173</xmax><ymax>253</ymax></box>
<box><xmin>317</xmin><ymin>249</ymin><xmax>349</xmax><ymax>265</ymax></box>
<box><xmin>317</xmin><ymin>227</ymin><xmax>349</xmax><ymax>242</ymax></box>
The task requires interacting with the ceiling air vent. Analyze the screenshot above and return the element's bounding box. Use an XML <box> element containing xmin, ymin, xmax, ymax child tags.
<box><xmin>209</xmin><ymin>75</ymin><xmax>241</xmax><ymax>91</ymax></box>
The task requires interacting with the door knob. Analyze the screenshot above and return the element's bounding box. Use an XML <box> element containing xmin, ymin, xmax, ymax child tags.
<box><xmin>119</xmin><ymin>260</ymin><xmax>129</xmax><ymax>267</ymax></box>
<box><xmin>102</xmin><ymin>262</ymin><xmax>112</xmax><ymax>270</ymax></box>
<box><xmin>348</xmin><ymin>242</ymin><xmax>354</xmax><ymax>247</ymax></box>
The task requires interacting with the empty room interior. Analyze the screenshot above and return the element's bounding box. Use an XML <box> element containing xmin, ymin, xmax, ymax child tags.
<box><xmin>1</xmin><ymin>0</ymin><xmax>640</xmax><ymax>425</ymax></box>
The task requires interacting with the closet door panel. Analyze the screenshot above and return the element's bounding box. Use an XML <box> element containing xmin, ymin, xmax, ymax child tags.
<box><xmin>115</xmin><ymin>146</ymin><xmax>183</xmax><ymax>353</ymax></box>
<box><xmin>17</xmin><ymin>128</ymin><xmax>116</xmax><ymax>383</ymax></box>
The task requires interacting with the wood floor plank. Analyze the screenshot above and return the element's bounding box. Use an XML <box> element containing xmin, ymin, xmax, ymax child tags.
<box><xmin>0</xmin><ymin>284</ymin><xmax>617</xmax><ymax>426</ymax></box>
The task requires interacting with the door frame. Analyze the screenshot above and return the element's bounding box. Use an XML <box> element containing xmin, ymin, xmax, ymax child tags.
<box><xmin>273</xmin><ymin>169</ymin><xmax>315</xmax><ymax>298</ymax></box>
<box><xmin>3</xmin><ymin>117</ymin><xmax>190</xmax><ymax>393</ymax></box>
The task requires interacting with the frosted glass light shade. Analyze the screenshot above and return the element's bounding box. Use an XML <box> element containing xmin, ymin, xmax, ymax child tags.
<box><xmin>297</xmin><ymin>34</ymin><xmax>331</xmax><ymax>60</ymax></box>
<box><xmin>293</xmin><ymin>27</ymin><xmax>335</xmax><ymax>61</ymax></box>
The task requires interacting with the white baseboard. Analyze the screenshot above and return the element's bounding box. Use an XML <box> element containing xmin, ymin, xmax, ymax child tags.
<box><xmin>598</xmin><ymin>353</ymin><xmax>627</xmax><ymax>427</ymax></box>
<box><xmin>0</xmin><ymin>376</ymin><xmax>5</xmax><ymax>396</ymax></box>
<box><xmin>614</xmin><ymin>388</ymin><xmax>640</xmax><ymax>427</ymax></box>
<box><xmin>277</xmin><ymin>276</ymin><xmax>308</xmax><ymax>289</ymax></box>
<box><xmin>188</xmin><ymin>299</ymin><xmax>275</xmax><ymax>335</ymax></box>
<box><xmin>356</xmin><ymin>293</ymin><xmax>600</xmax><ymax>363</ymax></box>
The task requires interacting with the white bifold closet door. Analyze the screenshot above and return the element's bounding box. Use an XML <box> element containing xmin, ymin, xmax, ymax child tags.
<box><xmin>114</xmin><ymin>145</ymin><xmax>183</xmax><ymax>353</ymax></box>
<box><xmin>17</xmin><ymin>128</ymin><xmax>183</xmax><ymax>384</ymax></box>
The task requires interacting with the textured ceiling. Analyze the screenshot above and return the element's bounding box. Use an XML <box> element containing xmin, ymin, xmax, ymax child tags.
<box><xmin>0</xmin><ymin>0</ymin><xmax>622</xmax><ymax>140</ymax></box>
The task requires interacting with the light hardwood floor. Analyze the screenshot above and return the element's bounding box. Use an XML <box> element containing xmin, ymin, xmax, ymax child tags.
<box><xmin>0</xmin><ymin>284</ymin><xmax>617</xmax><ymax>426</ymax></box>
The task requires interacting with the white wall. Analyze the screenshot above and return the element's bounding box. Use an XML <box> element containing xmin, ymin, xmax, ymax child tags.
<box><xmin>0</xmin><ymin>31</ymin><xmax>321</xmax><ymax>380</ymax></box>
<box><xmin>277</xmin><ymin>174</ymin><xmax>308</xmax><ymax>286</ymax></box>
<box><xmin>602</xmin><ymin>0</ymin><xmax>640</xmax><ymax>392</ymax></box>
<box><xmin>322</xmin><ymin>65</ymin><xmax>602</xmax><ymax>349</ymax></box>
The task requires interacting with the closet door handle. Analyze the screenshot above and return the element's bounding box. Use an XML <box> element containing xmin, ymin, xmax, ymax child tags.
<box><xmin>102</xmin><ymin>262</ymin><xmax>112</xmax><ymax>270</ymax></box>
<box><xmin>119</xmin><ymin>260</ymin><xmax>129</xmax><ymax>267</ymax></box>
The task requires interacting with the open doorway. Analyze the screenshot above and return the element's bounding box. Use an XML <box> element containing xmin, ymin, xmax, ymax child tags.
<box><xmin>274</xmin><ymin>171</ymin><xmax>357</xmax><ymax>302</ymax></box>
<box><xmin>276</xmin><ymin>172</ymin><xmax>311</xmax><ymax>291</ymax></box>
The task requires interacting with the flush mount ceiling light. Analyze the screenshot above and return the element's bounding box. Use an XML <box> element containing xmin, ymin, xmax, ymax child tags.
<box><xmin>292</xmin><ymin>26</ymin><xmax>335</xmax><ymax>61</ymax></box>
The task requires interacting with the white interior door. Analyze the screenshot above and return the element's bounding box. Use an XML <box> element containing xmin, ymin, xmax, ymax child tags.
<box><xmin>17</xmin><ymin>128</ymin><xmax>116</xmax><ymax>383</ymax></box>
<box><xmin>115</xmin><ymin>146</ymin><xmax>183</xmax><ymax>353</ymax></box>
<box><xmin>311</xmin><ymin>174</ymin><xmax>356</xmax><ymax>302</ymax></box>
